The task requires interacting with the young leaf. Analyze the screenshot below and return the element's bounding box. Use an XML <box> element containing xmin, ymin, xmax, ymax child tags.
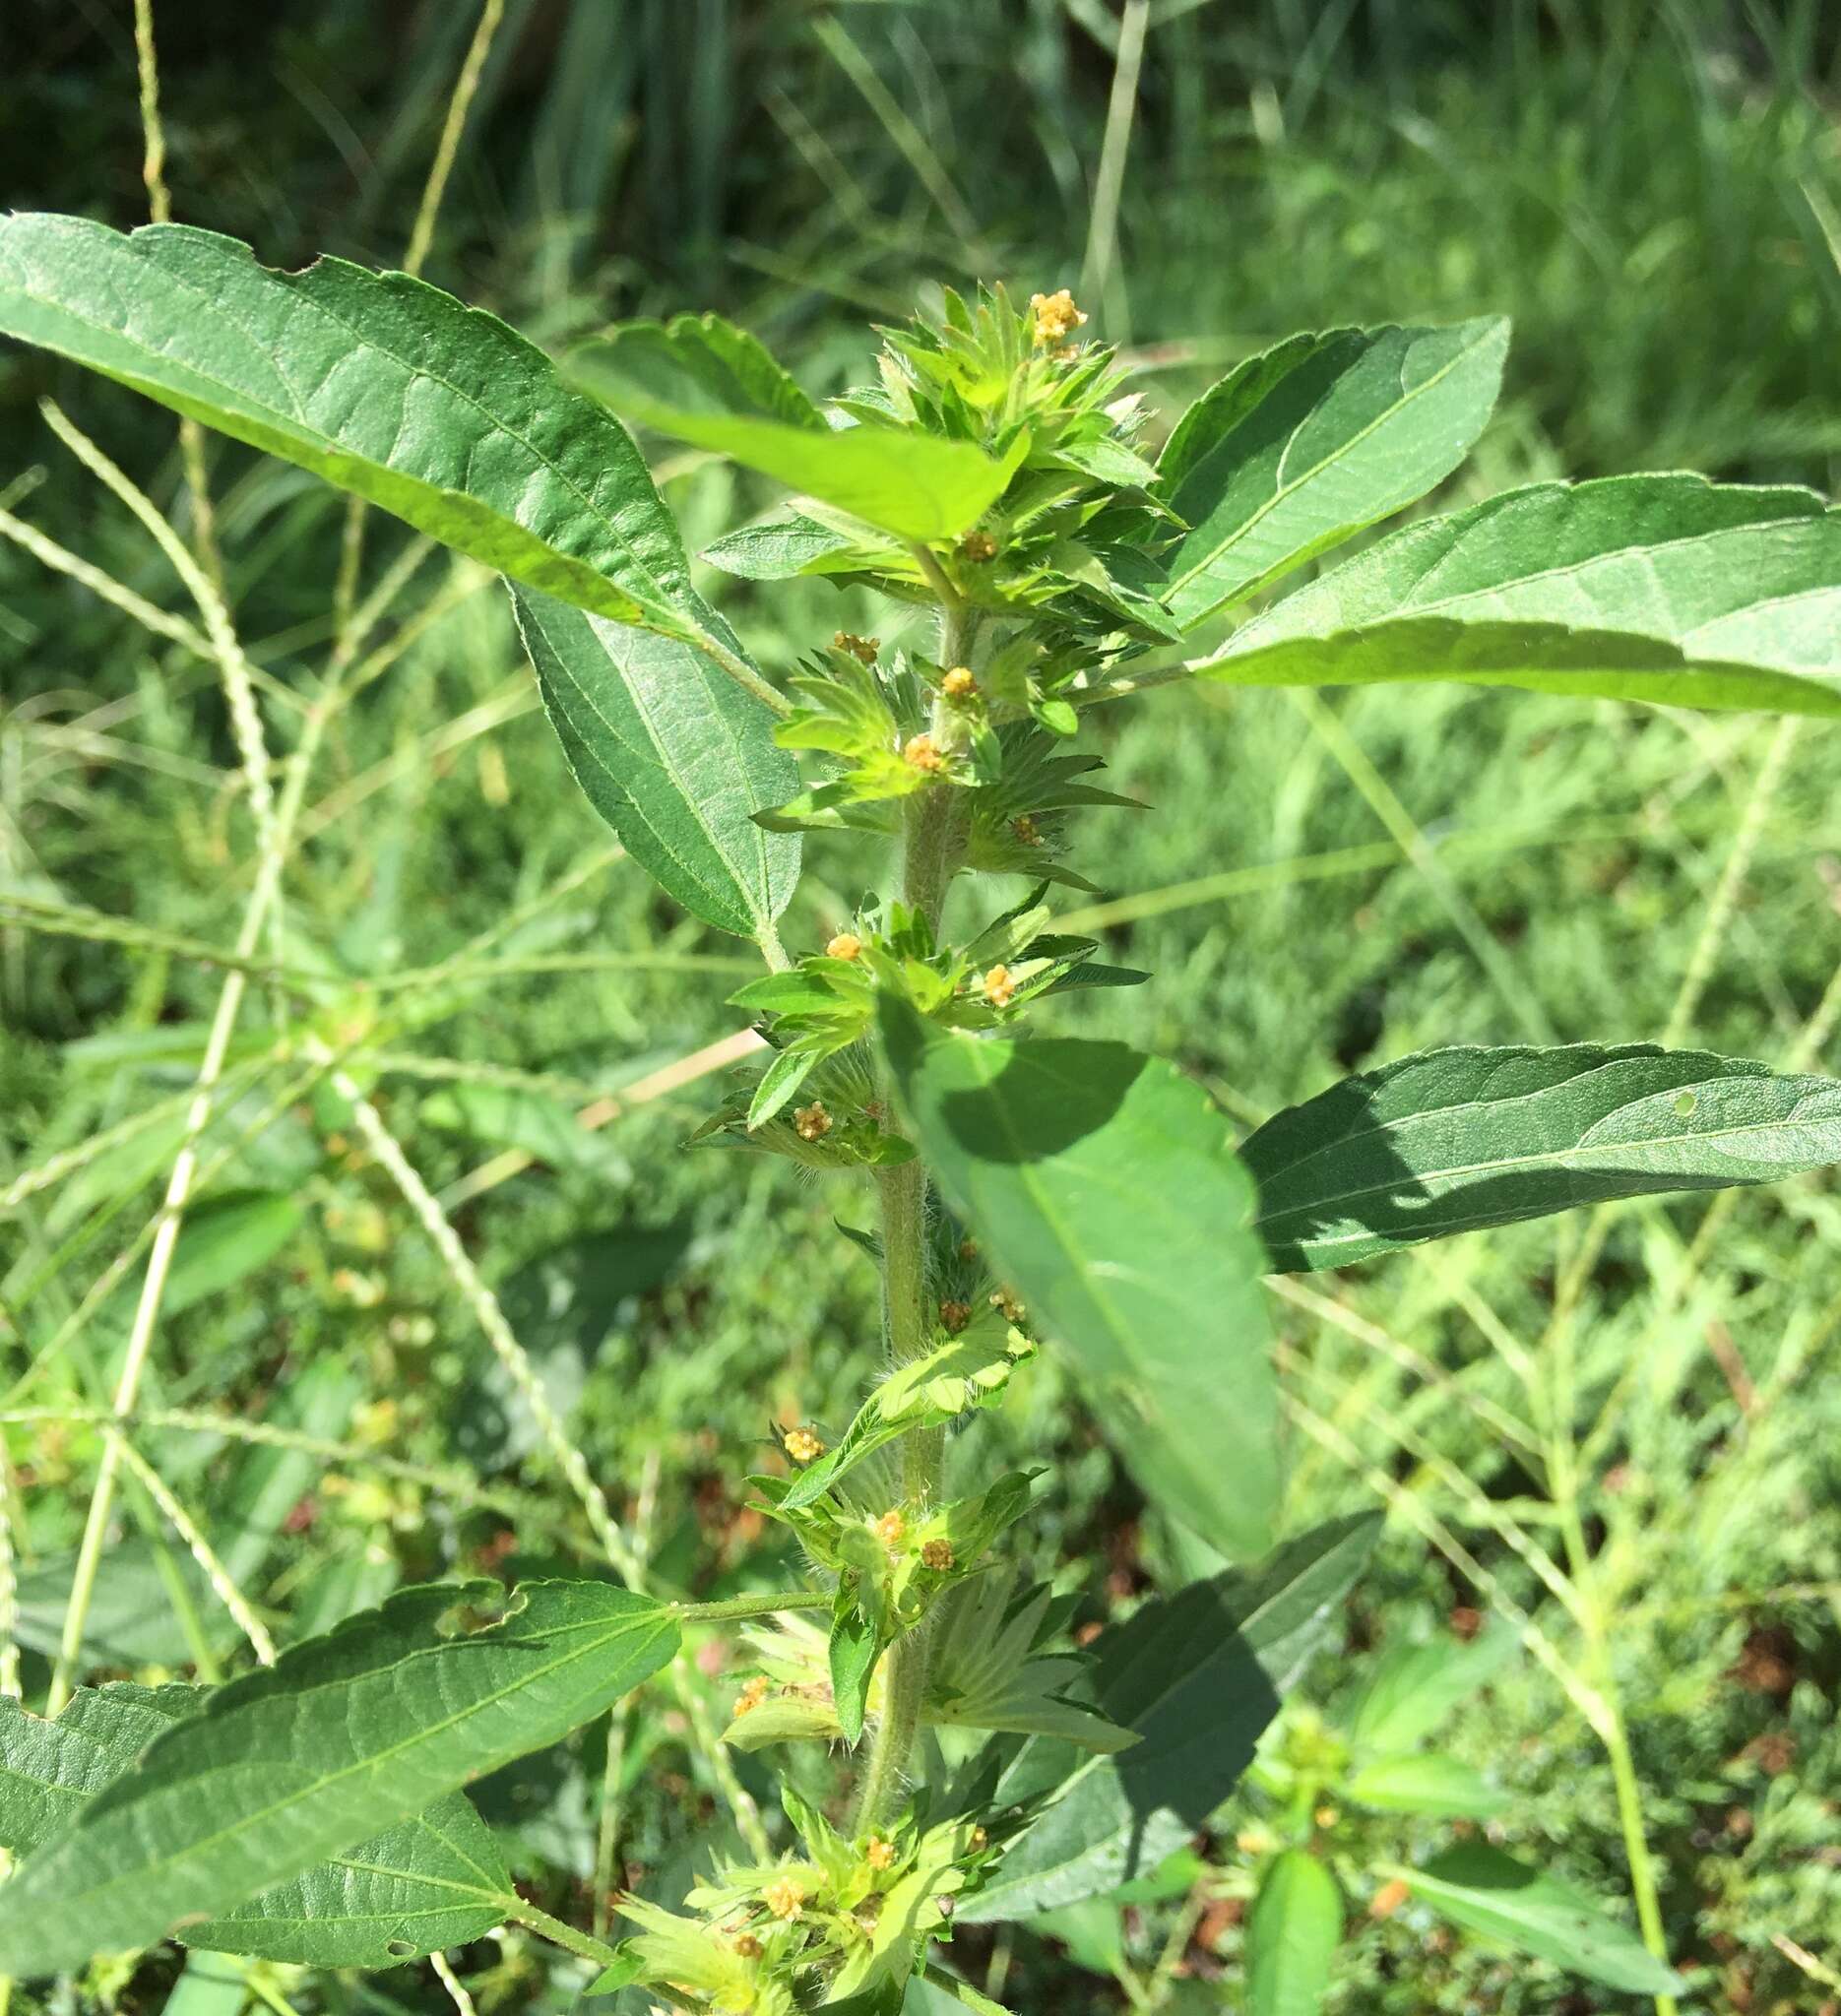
<box><xmin>1245</xmin><ymin>1851</ymin><xmax>1343</xmax><ymax>2016</ymax></box>
<box><xmin>0</xmin><ymin>218</ymin><xmax>729</xmax><ymax>654</ymax></box>
<box><xmin>511</xmin><ymin>585</ymin><xmax>800</xmax><ymax>942</ymax></box>
<box><xmin>1394</xmin><ymin>1845</ymin><xmax>1686</xmax><ymax>1995</ymax></box>
<box><xmin>0</xmin><ymin>1579</ymin><xmax>678</xmax><ymax>1977</ymax></box>
<box><xmin>880</xmin><ymin>1004</ymin><xmax>1280</xmax><ymax>1559</ymax></box>
<box><xmin>1347</xmin><ymin>1623</ymin><xmax>1518</xmax><ymax>1754</ymax></box>
<box><xmin>1158</xmin><ymin>318</ymin><xmax>1508</xmax><ymax>631</ymax></box>
<box><xmin>1204</xmin><ymin>474</ymin><xmax>1841</xmax><ymax>717</ymax></box>
<box><xmin>1241</xmin><ymin>1042</ymin><xmax>1841</xmax><ymax>1271</ymax></box>
<box><xmin>704</xmin><ymin>507</ymin><xmax>860</xmax><ymax>580</ymax></box>
<box><xmin>1344</xmin><ymin>1753</ymin><xmax>1507</xmax><ymax>1820</ymax></box>
<box><xmin>0</xmin><ymin>1688</ymin><xmax>516</xmax><ymax>1969</ymax></box>
<box><xmin>958</xmin><ymin>1514</ymin><xmax>1378</xmax><ymax>1923</ymax></box>
<box><xmin>829</xmin><ymin>1593</ymin><xmax>882</xmax><ymax>1745</ymax></box>
<box><xmin>572</xmin><ymin>326</ymin><xmax>1023</xmax><ymax>543</ymax></box>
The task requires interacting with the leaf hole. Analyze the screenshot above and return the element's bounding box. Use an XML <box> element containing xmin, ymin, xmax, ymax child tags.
<box><xmin>1674</xmin><ymin>1090</ymin><xmax>1698</xmax><ymax>1118</ymax></box>
<box><xmin>436</xmin><ymin>1598</ymin><xmax>511</xmax><ymax>1638</ymax></box>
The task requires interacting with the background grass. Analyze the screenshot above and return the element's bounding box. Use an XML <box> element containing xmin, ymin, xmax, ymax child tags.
<box><xmin>2</xmin><ymin>3</ymin><xmax>1840</xmax><ymax>2012</ymax></box>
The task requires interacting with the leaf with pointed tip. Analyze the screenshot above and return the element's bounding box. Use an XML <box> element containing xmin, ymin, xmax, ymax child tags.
<box><xmin>1348</xmin><ymin>1624</ymin><xmax>1518</xmax><ymax>1754</ymax></box>
<box><xmin>1242</xmin><ymin>1042</ymin><xmax>1841</xmax><ymax>1272</ymax></box>
<box><xmin>509</xmin><ymin>585</ymin><xmax>799</xmax><ymax>942</ymax></box>
<box><xmin>0</xmin><ymin>1687</ymin><xmax>516</xmax><ymax>1969</ymax></box>
<box><xmin>880</xmin><ymin>1004</ymin><xmax>1279</xmax><ymax>1559</ymax></box>
<box><xmin>0</xmin><ymin>216</ymin><xmax>733</xmax><ymax>658</ymax></box>
<box><xmin>1158</xmin><ymin>318</ymin><xmax>1508</xmax><ymax>631</ymax></box>
<box><xmin>573</xmin><ymin>327</ymin><xmax>1022</xmax><ymax>544</ymax></box>
<box><xmin>958</xmin><ymin>1515</ymin><xmax>1378</xmax><ymax>1923</ymax></box>
<box><xmin>1394</xmin><ymin>1845</ymin><xmax>1685</xmax><ymax>1995</ymax></box>
<box><xmin>1204</xmin><ymin>474</ymin><xmax>1841</xmax><ymax>717</ymax></box>
<box><xmin>1345</xmin><ymin>1753</ymin><xmax>1507</xmax><ymax>1821</ymax></box>
<box><xmin>0</xmin><ymin>1579</ymin><xmax>677</xmax><ymax>1978</ymax></box>
<box><xmin>1246</xmin><ymin>1851</ymin><xmax>1343</xmax><ymax>2016</ymax></box>
<box><xmin>704</xmin><ymin>508</ymin><xmax>860</xmax><ymax>581</ymax></box>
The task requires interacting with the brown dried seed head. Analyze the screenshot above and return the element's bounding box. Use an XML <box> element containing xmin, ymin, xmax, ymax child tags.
<box><xmin>865</xmin><ymin>1836</ymin><xmax>898</xmax><ymax>1871</ymax></box>
<box><xmin>989</xmin><ymin>1287</ymin><xmax>1025</xmax><ymax>1324</ymax></box>
<box><xmin>793</xmin><ymin>1101</ymin><xmax>832</xmax><ymax>1142</ymax></box>
<box><xmin>873</xmin><ymin>1509</ymin><xmax>907</xmax><ymax>1547</ymax></box>
<box><xmin>733</xmin><ymin>1932</ymin><xmax>764</xmax><ymax>1960</ymax></box>
<box><xmin>982</xmin><ymin>964</ymin><xmax>1017</xmax><ymax>1008</ymax></box>
<box><xmin>903</xmin><ymin>732</ymin><xmax>946</xmax><ymax>773</ymax></box>
<box><xmin>764</xmin><ymin>1877</ymin><xmax>803</xmax><ymax>1921</ymax></box>
<box><xmin>958</xmin><ymin>1235</ymin><xmax>980</xmax><ymax>1262</ymax></box>
<box><xmin>941</xmin><ymin>665</ymin><xmax>977</xmax><ymax>699</ymax></box>
<box><xmin>959</xmin><ymin>530</ymin><xmax>998</xmax><ymax>563</ymax></box>
<box><xmin>1011</xmin><ymin>814</ymin><xmax>1043</xmax><ymax>848</ymax></box>
<box><xmin>938</xmin><ymin>1298</ymin><xmax>972</xmax><ymax>1335</ymax></box>
<box><xmin>826</xmin><ymin>932</ymin><xmax>862</xmax><ymax>961</ymax></box>
<box><xmin>834</xmin><ymin>631</ymin><xmax>880</xmax><ymax>664</ymax></box>
<box><xmin>784</xmin><ymin>1426</ymin><xmax>825</xmax><ymax>1465</ymax></box>
<box><xmin>1029</xmin><ymin>288</ymin><xmax>1088</xmax><ymax>346</ymax></box>
<box><xmin>970</xmin><ymin>1825</ymin><xmax>988</xmax><ymax>1851</ymax></box>
<box><xmin>921</xmin><ymin>1538</ymin><xmax>955</xmax><ymax>1572</ymax></box>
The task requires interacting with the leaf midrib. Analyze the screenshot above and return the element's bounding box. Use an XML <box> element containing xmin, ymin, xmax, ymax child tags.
<box><xmin>21</xmin><ymin>1606</ymin><xmax>670</xmax><ymax>1929</ymax></box>
<box><xmin>1167</xmin><ymin>323</ymin><xmax>1497</xmax><ymax>602</ymax></box>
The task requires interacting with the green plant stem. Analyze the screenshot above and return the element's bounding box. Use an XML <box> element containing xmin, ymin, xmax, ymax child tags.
<box><xmin>505</xmin><ymin>1899</ymin><xmax>622</xmax><ymax>1969</ymax></box>
<box><xmin>675</xmin><ymin>1590</ymin><xmax>830</xmax><ymax>1623</ymax></box>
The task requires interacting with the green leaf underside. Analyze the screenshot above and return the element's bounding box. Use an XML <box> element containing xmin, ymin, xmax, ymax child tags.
<box><xmin>881</xmin><ymin>1006</ymin><xmax>1280</xmax><ymax>1560</ymax></box>
<box><xmin>0</xmin><ymin>1687</ymin><xmax>513</xmax><ymax>1969</ymax></box>
<box><xmin>0</xmin><ymin>216</ymin><xmax>714</xmax><ymax>645</ymax></box>
<box><xmin>572</xmin><ymin>337</ymin><xmax>1019</xmax><ymax>544</ymax></box>
<box><xmin>0</xmin><ymin>1579</ymin><xmax>677</xmax><ymax>1977</ymax></box>
<box><xmin>510</xmin><ymin>584</ymin><xmax>799</xmax><ymax>940</ymax></box>
<box><xmin>1158</xmin><ymin>318</ymin><xmax>1508</xmax><ymax>631</ymax></box>
<box><xmin>1246</xmin><ymin>1851</ymin><xmax>1343</xmax><ymax>2016</ymax></box>
<box><xmin>1241</xmin><ymin>1042</ymin><xmax>1841</xmax><ymax>1271</ymax></box>
<box><xmin>1400</xmin><ymin>1845</ymin><xmax>1685</xmax><ymax>1995</ymax></box>
<box><xmin>959</xmin><ymin>1515</ymin><xmax>1378</xmax><ymax>1923</ymax></box>
<box><xmin>703</xmin><ymin>509</ymin><xmax>860</xmax><ymax>581</ymax></box>
<box><xmin>1207</xmin><ymin>473</ymin><xmax>1841</xmax><ymax>717</ymax></box>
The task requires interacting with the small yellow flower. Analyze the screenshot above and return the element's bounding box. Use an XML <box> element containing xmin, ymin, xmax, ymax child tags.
<box><xmin>826</xmin><ymin>931</ymin><xmax>862</xmax><ymax>961</ymax></box>
<box><xmin>834</xmin><ymin>631</ymin><xmax>880</xmax><ymax>664</ymax></box>
<box><xmin>1314</xmin><ymin>1805</ymin><xmax>1340</xmax><ymax>1830</ymax></box>
<box><xmin>785</xmin><ymin>1426</ymin><xmax>825</xmax><ymax>1466</ymax></box>
<box><xmin>865</xmin><ymin>1836</ymin><xmax>898</xmax><ymax>1872</ymax></box>
<box><xmin>1011</xmin><ymin>813</ymin><xmax>1043</xmax><ymax>848</ymax></box>
<box><xmin>938</xmin><ymin>1297</ymin><xmax>971</xmax><ymax>1335</ymax></box>
<box><xmin>1029</xmin><ymin>288</ymin><xmax>1088</xmax><ymax>346</ymax></box>
<box><xmin>989</xmin><ymin>1286</ymin><xmax>1025</xmax><ymax>1324</ymax></box>
<box><xmin>921</xmin><ymin>1538</ymin><xmax>955</xmax><ymax>1572</ymax></box>
<box><xmin>981</xmin><ymin>964</ymin><xmax>1017</xmax><ymax>1008</ymax></box>
<box><xmin>958</xmin><ymin>1236</ymin><xmax>980</xmax><ymax>1263</ymax></box>
<box><xmin>764</xmin><ymin>1876</ymin><xmax>803</xmax><ymax>1922</ymax></box>
<box><xmin>793</xmin><ymin>1101</ymin><xmax>832</xmax><ymax>1142</ymax></box>
<box><xmin>970</xmin><ymin>1826</ymin><xmax>988</xmax><ymax>1851</ymax></box>
<box><xmin>941</xmin><ymin>665</ymin><xmax>978</xmax><ymax>701</ymax></box>
<box><xmin>959</xmin><ymin>529</ymin><xmax>998</xmax><ymax>563</ymax></box>
<box><xmin>733</xmin><ymin>1675</ymin><xmax>770</xmax><ymax>1719</ymax></box>
<box><xmin>873</xmin><ymin>1508</ymin><xmax>907</xmax><ymax>1547</ymax></box>
<box><xmin>903</xmin><ymin>731</ymin><xmax>946</xmax><ymax>774</ymax></box>
<box><xmin>1368</xmin><ymin>1878</ymin><xmax>1409</xmax><ymax>1921</ymax></box>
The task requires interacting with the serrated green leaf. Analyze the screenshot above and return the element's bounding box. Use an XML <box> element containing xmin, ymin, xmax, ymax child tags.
<box><xmin>510</xmin><ymin>585</ymin><xmax>799</xmax><ymax>943</ymax></box>
<box><xmin>591</xmin><ymin>312</ymin><xmax>823</xmax><ymax>428</ymax></box>
<box><xmin>0</xmin><ymin>217</ymin><xmax>725</xmax><ymax>651</ymax></box>
<box><xmin>0</xmin><ymin>1578</ymin><xmax>677</xmax><ymax>1977</ymax></box>
<box><xmin>703</xmin><ymin>508</ymin><xmax>861</xmax><ymax>581</ymax></box>
<box><xmin>0</xmin><ymin>1687</ymin><xmax>515</xmax><ymax>1969</ymax></box>
<box><xmin>881</xmin><ymin>1005</ymin><xmax>1279</xmax><ymax>1559</ymax></box>
<box><xmin>958</xmin><ymin>1515</ymin><xmax>1378</xmax><ymax>1923</ymax></box>
<box><xmin>1158</xmin><ymin>319</ymin><xmax>1508</xmax><ymax>631</ymax></box>
<box><xmin>1205</xmin><ymin>473</ymin><xmax>1841</xmax><ymax>716</ymax></box>
<box><xmin>1344</xmin><ymin>1753</ymin><xmax>1507</xmax><ymax>1820</ymax></box>
<box><xmin>160</xmin><ymin>1190</ymin><xmax>302</xmax><ymax>1315</ymax></box>
<box><xmin>1395</xmin><ymin>1845</ymin><xmax>1685</xmax><ymax>1994</ymax></box>
<box><xmin>1347</xmin><ymin>1624</ymin><xmax>1518</xmax><ymax>1754</ymax></box>
<box><xmin>572</xmin><ymin>331</ymin><xmax>1023</xmax><ymax>543</ymax></box>
<box><xmin>1242</xmin><ymin>1042</ymin><xmax>1841</xmax><ymax>1272</ymax></box>
<box><xmin>1246</xmin><ymin>1851</ymin><xmax>1343</xmax><ymax>2016</ymax></box>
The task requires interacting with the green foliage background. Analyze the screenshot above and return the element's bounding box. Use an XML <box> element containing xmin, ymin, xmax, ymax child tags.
<box><xmin>2</xmin><ymin>2</ymin><xmax>1838</xmax><ymax>2011</ymax></box>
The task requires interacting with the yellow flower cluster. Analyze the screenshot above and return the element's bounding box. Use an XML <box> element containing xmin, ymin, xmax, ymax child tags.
<box><xmin>1030</xmin><ymin>287</ymin><xmax>1088</xmax><ymax>345</ymax></box>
